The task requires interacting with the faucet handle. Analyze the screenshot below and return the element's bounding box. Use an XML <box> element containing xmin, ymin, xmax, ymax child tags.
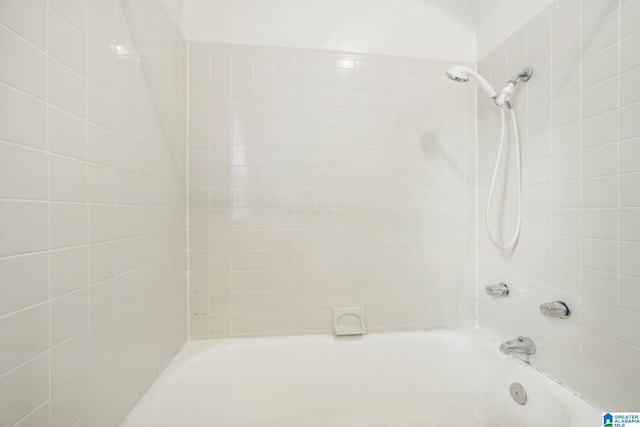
<box><xmin>485</xmin><ymin>282</ymin><xmax>510</xmax><ymax>297</ymax></box>
<box><xmin>539</xmin><ymin>301</ymin><xmax>571</xmax><ymax>319</ymax></box>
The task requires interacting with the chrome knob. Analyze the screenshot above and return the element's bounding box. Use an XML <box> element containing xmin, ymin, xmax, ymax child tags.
<box><xmin>539</xmin><ymin>301</ymin><xmax>571</xmax><ymax>319</ymax></box>
<box><xmin>485</xmin><ymin>282</ymin><xmax>510</xmax><ymax>297</ymax></box>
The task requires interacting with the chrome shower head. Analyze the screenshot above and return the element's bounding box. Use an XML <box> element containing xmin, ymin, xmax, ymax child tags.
<box><xmin>445</xmin><ymin>68</ymin><xmax>469</xmax><ymax>83</ymax></box>
<box><xmin>446</xmin><ymin>65</ymin><xmax>533</xmax><ymax>108</ymax></box>
<box><xmin>445</xmin><ymin>65</ymin><xmax>497</xmax><ymax>99</ymax></box>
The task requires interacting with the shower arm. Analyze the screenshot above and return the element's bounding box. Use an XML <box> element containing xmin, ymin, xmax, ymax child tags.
<box><xmin>493</xmin><ymin>67</ymin><xmax>534</xmax><ymax>109</ymax></box>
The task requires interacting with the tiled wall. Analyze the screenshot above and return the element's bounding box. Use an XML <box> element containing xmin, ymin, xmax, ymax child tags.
<box><xmin>0</xmin><ymin>0</ymin><xmax>187</xmax><ymax>426</ymax></box>
<box><xmin>477</xmin><ymin>0</ymin><xmax>640</xmax><ymax>411</ymax></box>
<box><xmin>187</xmin><ymin>43</ymin><xmax>477</xmax><ymax>338</ymax></box>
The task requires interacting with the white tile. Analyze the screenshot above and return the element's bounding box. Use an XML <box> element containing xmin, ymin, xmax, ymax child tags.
<box><xmin>582</xmin><ymin>208</ymin><xmax>617</xmax><ymax>240</ymax></box>
<box><xmin>621</xmin><ymin>66</ymin><xmax>640</xmax><ymax>107</ymax></box>
<box><xmin>0</xmin><ymin>201</ymin><xmax>48</xmax><ymax>256</ymax></box>
<box><xmin>51</xmin><ymin>289</ymin><xmax>88</xmax><ymax>345</ymax></box>
<box><xmin>0</xmin><ymin>142</ymin><xmax>48</xmax><ymax>200</ymax></box>
<box><xmin>87</xmin><ymin>1</ymin><xmax>115</xmax><ymax>56</ymax></box>
<box><xmin>117</xmin><ymin>302</ymin><xmax>139</xmax><ymax>341</ymax></box>
<box><xmin>88</xmin><ymin>164</ymin><xmax>116</xmax><ymax>203</ymax></box>
<box><xmin>88</xmin><ymin>45</ymin><xmax>115</xmax><ymax>94</ymax></box>
<box><xmin>621</xmin><ymin>32</ymin><xmax>640</xmax><ymax>73</ymax></box>
<box><xmin>552</xmin><ymin>123</ymin><xmax>580</xmax><ymax>154</ymax></box>
<box><xmin>0</xmin><ymin>353</ymin><xmax>48</xmax><ymax>427</ymax></box>
<box><xmin>87</xmin><ymin>352</ymin><xmax>117</xmax><ymax>425</ymax></box>
<box><xmin>189</xmin><ymin>59</ymin><xmax>209</xmax><ymax>80</ymax></box>
<box><xmin>88</xmin><ymin>84</ymin><xmax>115</xmax><ymax>130</ymax></box>
<box><xmin>582</xmin><ymin>327</ymin><xmax>618</xmax><ymax>368</ymax></box>
<box><xmin>552</xmin><ymin>150</ymin><xmax>580</xmax><ymax>181</ymax></box>
<box><xmin>91</xmin><ymin>0</ymin><xmax>117</xmax><ymax>25</ymax></box>
<box><xmin>0</xmin><ymin>25</ymin><xmax>46</xmax><ymax>99</ymax></box>
<box><xmin>621</xmin><ymin>173</ymin><xmax>640</xmax><ymax>207</ymax></box>
<box><xmin>552</xmin><ymin>236</ymin><xmax>580</xmax><ymax>266</ymax></box>
<box><xmin>49</xmin><ymin>0</ymin><xmax>87</xmax><ymax>34</ymax></box>
<box><xmin>51</xmin><ymin>373</ymin><xmax>90</xmax><ymax>427</ymax></box>
<box><xmin>51</xmin><ymin>247</ymin><xmax>88</xmax><ymax>297</ymax></box>
<box><xmin>620</xmin><ymin>242</ymin><xmax>640</xmax><ymax>278</ymax></box>
<box><xmin>552</xmin><ymin>5</ymin><xmax>579</xmax><ymax>49</ymax></box>
<box><xmin>88</xmin><ymin>124</ymin><xmax>115</xmax><ymax>166</ymax></box>
<box><xmin>50</xmin><ymin>155</ymin><xmax>87</xmax><ymax>202</ymax></box>
<box><xmin>582</xmin><ymin>78</ymin><xmax>618</xmax><ymax>119</ymax></box>
<box><xmin>582</xmin><ymin>110</ymin><xmax>618</xmax><ymax>148</ymax></box>
<box><xmin>88</xmin><ymin>315</ymin><xmax>116</xmax><ymax>365</ymax></box>
<box><xmin>620</xmin><ymin>275</ymin><xmax>640</xmax><ymax>314</ymax></box>
<box><xmin>552</xmin><ymin>35</ymin><xmax>580</xmax><ymax>74</ymax></box>
<box><xmin>49</xmin><ymin>58</ymin><xmax>86</xmax><ymax>117</ymax></box>
<box><xmin>552</xmin><ymin>64</ymin><xmax>580</xmax><ymax>102</ymax></box>
<box><xmin>50</xmin><ymin>203</ymin><xmax>88</xmax><ymax>249</ymax></box>
<box><xmin>620</xmin><ymin>343</ymin><xmax>640</xmax><ymax>383</ymax></box>
<box><xmin>619</xmin><ymin>309</ymin><xmax>640</xmax><ymax>347</ymax></box>
<box><xmin>582</xmin><ymin>0</ymin><xmax>618</xmax><ymax>30</ymax></box>
<box><xmin>528</xmin><ymin>78</ymin><xmax>551</xmax><ymax>111</ymax></box>
<box><xmin>582</xmin><ymin>176</ymin><xmax>617</xmax><ymax>208</ymax></box>
<box><xmin>51</xmin><ymin>331</ymin><xmax>88</xmax><ymax>394</ymax></box>
<box><xmin>621</xmin><ymin>102</ymin><xmax>640</xmax><ymax>141</ymax></box>
<box><xmin>49</xmin><ymin>106</ymin><xmax>86</xmax><ymax>159</ymax></box>
<box><xmin>582</xmin><ymin>12</ymin><xmax>618</xmax><ymax>59</ymax></box>
<box><xmin>583</xmin><ymin>45</ymin><xmax>618</xmax><ymax>89</ymax></box>
<box><xmin>581</xmin><ymin>143</ymin><xmax>617</xmax><ymax>179</ymax></box>
<box><xmin>115</xmin><ymin>67</ymin><xmax>136</xmax><ymax>109</ymax></box>
<box><xmin>620</xmin><ymin>209</ymin><xmax>640</xmax><ymax>242</ymax></box>
<box><xmin>552</xmin><ymin>181</ymin><xmax>580</xmax><ymax>208</ymax></box>
<box><xmin>582</xmin><ymin>298</ymin><xmax>618</xmax><ymax>336</ymax></box>
<box><xmin>49</xmin><ymin>9</ymin><xmax>86</xmax><ymax>76</ymax></box>
<box><xmin>0</xmin><ymin>253</ymin><xmax>48</xmax><ymax>316</ymax></box>
<box><xmin>552</xmin><ymin>92</ymin><xmax>579</xmax><ymax>127</ymax></box>
<box><xmin>582</xmin><ymin>238</ymin><xmax>618</xmax><ymax>273</ymax></box>
<box><xmin>621</xmin><ymin>0</ymin><xmax>640</xmax><ymax>38</ymax></box>
<box><xmin>0</xmin><ymin>0</ymin><xmax>47</xmax><ymax>49</ymax></box>
<box><xmin>552</xmin><ymin>209</ymin><xmax>580</xmax><ymax>237</ymax></box>
<box><xmin>13</xmin><ymin>402</ymin><xmax>49</xmax><ymax>427</ymax></box>
<box><xmin>0</xmin><ymin>84</ymin><xmax>46</xmax><ymax>150</ymax></box>
<box><xmin>90</xmin><ymin>278</ymin><xmax>116</xmax><ymax>323</ymax></box>
<box><xmin>0</xmin><ymin>303</ymin><xmax>48</xmax><ymax>375</ymax></box>
<box><xmin>88</xmin><ymin>205</ymin><xmax>116</xmax><ymax>243</ymax></box>
<box><xmin>115</xmin><ymin>170</ymin><xmax>136</xmax><ymax>205</ymax></box>
<box><xmin>582</xmin><ymin>268</ymin><xmax>618</xmax><ymax>305</ymax></box>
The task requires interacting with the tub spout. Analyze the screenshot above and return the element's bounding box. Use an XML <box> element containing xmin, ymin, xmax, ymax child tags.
<box><xmin>500</xmin><ymin>336</ymin><xmax>536</xmax><ymax>356</ymax></box>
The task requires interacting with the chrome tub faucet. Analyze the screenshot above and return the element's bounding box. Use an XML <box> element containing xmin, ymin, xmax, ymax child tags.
<box><xmin>500</xmin><ymin>336</ymin><xmax>536</xmax><ymax>362</ymax></box>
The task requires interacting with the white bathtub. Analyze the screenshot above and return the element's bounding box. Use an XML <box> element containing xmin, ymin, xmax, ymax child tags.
<box><xmin>122</xmin><ymin>330</ymin><xmax>599</xmax><ymax>427</ymax></box>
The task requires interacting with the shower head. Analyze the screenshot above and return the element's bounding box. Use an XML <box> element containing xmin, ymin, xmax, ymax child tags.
<box><xmin>445</xmin><ymin>67</ymin><xmax>469</xmax><ymax>82</ymax></box>
<box><xmin>445</xmin><ymin>65</ymin><xmax>497</xmax><ymax>99</ymax></box>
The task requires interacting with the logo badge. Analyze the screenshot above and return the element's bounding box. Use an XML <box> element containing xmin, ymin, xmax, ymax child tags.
<box><xmin>604</xmin><ymin>412</ymin><xmax>640</xmax><ymax>427</ymax></box>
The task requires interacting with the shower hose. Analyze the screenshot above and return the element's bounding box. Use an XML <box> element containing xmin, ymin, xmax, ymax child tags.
<box><xmin>485</xmin><ymin>106</ymin><xmax>521</xmax><ymax>249</ymax></box>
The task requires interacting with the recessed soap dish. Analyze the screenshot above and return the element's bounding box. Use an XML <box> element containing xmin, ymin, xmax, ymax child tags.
<box><xmin>333</xmin><ymin>307</ymin><xmax>366</xmax><ymax>336</ymax></box>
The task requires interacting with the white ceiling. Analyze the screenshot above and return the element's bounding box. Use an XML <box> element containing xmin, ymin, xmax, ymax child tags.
<box><xmin>159</xmin><ymin>0</ymin><xmax>556</xmax><ymax>60</ymax></box>
<box><xmin>467</xmin><ymin>0</ymin><xmax>556</xmax><ymax>58</ymax></box>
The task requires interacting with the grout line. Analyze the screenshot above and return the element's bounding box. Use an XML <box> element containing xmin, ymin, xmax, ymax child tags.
<box><xmin>616</xmin><ymin>0</ymin><xmax>622</xmax><ymax>379</ymax></box>
<box><xmin>577</xmin><ymin>0</ymin><xmax>585</xmax><ymax>375</ymax></box>
<box><xmin>186</xmin><ymin>42</ymin><xmax>192</xmax><ymax>339</ymax></box>
<box><xmin>45</xmin><ymin>0</ymin><xmax>53</xmax><ymax>422</ymax></box>
<box><xmin>84</xmin><ymin>0</ymin><xmax>92</xmax><ymax>417</ymax></box>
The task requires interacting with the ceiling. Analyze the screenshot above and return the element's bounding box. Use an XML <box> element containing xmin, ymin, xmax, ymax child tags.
<box><xmin>159</xmin><ymin>0</ymin><xmax>556</xmax><ymax>60</ymax></box>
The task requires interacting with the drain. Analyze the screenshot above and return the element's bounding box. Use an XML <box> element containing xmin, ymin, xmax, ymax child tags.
<box><xmin>510</xmin><ymin>382</ymin><xmax>527</xmax><ymax>405</ymax></box>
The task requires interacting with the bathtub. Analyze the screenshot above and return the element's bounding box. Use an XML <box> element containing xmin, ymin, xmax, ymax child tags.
<box><xmin>122</xmin><ymin>330</ymin><xmax>599</xmax><ymax>427</ymax></box>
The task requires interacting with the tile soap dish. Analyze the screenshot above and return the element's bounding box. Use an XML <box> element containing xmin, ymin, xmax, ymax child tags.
<box><xmin>333</xmin><ymin>307</ymin><xmax>366</xmax><ymax>336</ymax></box>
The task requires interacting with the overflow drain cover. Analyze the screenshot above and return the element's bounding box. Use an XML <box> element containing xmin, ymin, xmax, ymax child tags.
<box><xmin>510</xmin><ymin>382</ymin><xmax>527</xmax><ymax>405</ymax></box>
